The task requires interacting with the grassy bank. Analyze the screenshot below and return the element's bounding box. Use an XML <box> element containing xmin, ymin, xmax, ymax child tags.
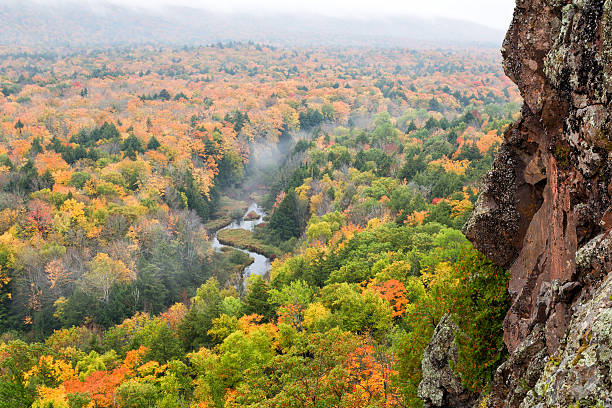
<box><xmin>215</xmin><ymin>196</ymin><xmax>249</xmax><ymax>219</ymax></box>
<box><xmin>244</xmin><ymin>211</ymin><xmax>259</xmax><ymax>220</ymax></box>
<box><xmin>210</xmin><ymin>247</ymin><xmax>254</xmax><ymax>286</ymax></box>
<box><xmin>203</xmin><ymin>216</ymin><xmax>232</xmax><ymax>234</ymax></box>
<box><xmin>204</xmin><ymin>196</ymin><xmax>250</xmax><ymax>233</ymax></box>
<box><xmin>217</xmin><ymin>228</ymin><xmax>282</xmax><ymax>259</ymax></box>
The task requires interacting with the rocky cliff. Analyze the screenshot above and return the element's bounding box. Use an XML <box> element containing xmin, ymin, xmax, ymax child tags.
<box><xmin>461</xmin><ymin>0</ymin><xmax>612</xmax><ymax>406</ymax></box>
<box><xmin>418</xmin><ymin>315</ymin><xmax>479</xmax><ymax>408</ymax></box>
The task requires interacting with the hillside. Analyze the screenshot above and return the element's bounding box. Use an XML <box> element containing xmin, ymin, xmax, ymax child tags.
<box><xmin>0</xmin><ymin>40</ymin><xmax>524</xmax><ymax>407</ymax></box>
<box><xmin>0</xmin><ymin>0</ymin><xmax>505</xmax><ymax>48</ymax></box>
<box><xmin>3</xmin><ymin>0</ymin><xmax>608</xmax><ymax>407</ymax></box>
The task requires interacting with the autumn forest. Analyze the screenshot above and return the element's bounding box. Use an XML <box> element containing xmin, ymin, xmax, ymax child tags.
<box><xmin>0</xmin><ymin>37</ymin><xmax>520</xmax><ymax>408</ymax></box>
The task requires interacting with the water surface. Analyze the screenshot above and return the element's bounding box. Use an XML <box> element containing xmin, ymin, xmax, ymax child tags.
<box><xmin>211</xmin><ymin>202</ymin><xmax>271</xmax><ymax>286</ymax></box>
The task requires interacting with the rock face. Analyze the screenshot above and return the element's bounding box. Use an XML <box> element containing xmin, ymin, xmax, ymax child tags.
<box><xmin>417</xmin><ymin>315</ymin><xmax>478</xmax><ymax>408</ymax></box>
<box><xmin>521</xmin><ymin>274</ymin><xmax>612</xmax><ymax>407</ymax></box>
<box><xmin>464</xmin><ymin>0</ymin><xmax>612</xmax><ymax>406</ymax></box>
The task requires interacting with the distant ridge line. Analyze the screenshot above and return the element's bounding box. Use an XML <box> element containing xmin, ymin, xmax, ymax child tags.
<box><xmin>0</xmin><ymin>0</ymin><xmax>505</xmax><ymax>49</ymax></box>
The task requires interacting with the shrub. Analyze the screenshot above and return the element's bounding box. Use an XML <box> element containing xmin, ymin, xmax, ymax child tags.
<box><xmin>450</xmin><ymin>247</ymin><xmax>510</xmax><ymax>392</ymax></box>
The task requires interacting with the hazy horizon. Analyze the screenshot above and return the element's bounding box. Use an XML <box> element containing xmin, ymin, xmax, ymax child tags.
<box><xmin>26</xmin><ymin>0</ymin><xmax>515</xmax><ymax>31</ymax></box>
<box><xmin>1</xmin><ymin>0</ymin><xmax>513</xmax><ymax>49</ymax></box>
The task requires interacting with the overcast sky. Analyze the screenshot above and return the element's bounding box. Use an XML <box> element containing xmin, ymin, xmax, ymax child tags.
<box><xmin>77</xmin><ymin>0</ymin><xmax>516</xmax><ymax>30</ymax></box>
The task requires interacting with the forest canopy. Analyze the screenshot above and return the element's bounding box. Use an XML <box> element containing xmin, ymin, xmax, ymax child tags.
<box><xmin>0</xmin><ymin>42</ymin><xmax>519</xmax><ymax>407</ymax></box>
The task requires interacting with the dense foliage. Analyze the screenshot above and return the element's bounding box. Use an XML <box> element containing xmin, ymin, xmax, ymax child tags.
<box><xmin>0</xmin><ymin>43</ymin><xmax>518</xmax><ymax>407</ymax></box>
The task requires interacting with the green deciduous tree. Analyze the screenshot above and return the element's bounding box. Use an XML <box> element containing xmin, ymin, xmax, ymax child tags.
<box><xmin>179</xmin><ymin>278</ymin><xmax>222</xmax><ymax>349</ymax></box>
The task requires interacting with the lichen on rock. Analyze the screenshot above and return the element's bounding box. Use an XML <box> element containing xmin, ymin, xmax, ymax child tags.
<box><xmin>520</xmin><ymin>274</ymin><xmax>612</xmax><ymax>408</ymax></box>
<box><xmin>417</xmin><ymin>315</ymin><xmax>479</xmax><ymax>408</ymax></box>
<box><xmin>462</xmin><ymin>0</ymin><xmax>612</xmax><ymax>406</ymax></box>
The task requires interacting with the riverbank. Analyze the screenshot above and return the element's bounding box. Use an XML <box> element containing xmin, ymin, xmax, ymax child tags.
<box><xmin>203</xmin><ymin>196</ymin><xmax>251</xmax><ymax>233</ymax></box>
<box><xmin>210</xmin><ymin>247</ymin><xmax>254</xmax><ymax>287</ymax></box>
<box><xmin>217</xmin><ymin>228</ymin><xmax>282</xmax><ymax>260</ymax></box>
<box><xmin>203</xmin><ymin>216</ymin><xmax>233</xmax><ymax>234</ymax></box>
<box><xmin>210</xmin><ymin>201</ymin><xmax>275</xmax><ymax>286</ymax></box>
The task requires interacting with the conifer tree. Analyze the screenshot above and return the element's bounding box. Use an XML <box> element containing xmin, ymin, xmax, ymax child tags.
<box><xmin>269</xmin><ymin>189</ymin><xmax>300</xmax><ymax>240</ymax></box>
<box><xmin>146</xmin><ymin>135</ymin><xmax>160</xmax><ymax>151</ymax></box>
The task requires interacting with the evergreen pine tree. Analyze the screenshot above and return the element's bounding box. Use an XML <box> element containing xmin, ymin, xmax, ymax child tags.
<box><xmin>146</xmin><ymin>135</ymin><xmax>161</xmax><ymax>151</ymax></box>
<box><xmin>14</xmin><ymin>119</ymin><xmax>24</xmax><ymax>132</ymax></box>
<box><xmin>269</xmin><ymin>189</ymin><xmax>301</xmax><ymax>240</ymax></box>
<box><xmin>243</xmin><ymin>276</ymin><xmax>274</xmax><ymax>322</ymax></box>
<box><xmin>122</xmin><ymin>134</ymin><xmax>144</xmax><ymax>160</ymax></box>
<box><xmin>29</xmin><ymin>137</ymin><xmax>44</xmax><ymax>156</ymax></box>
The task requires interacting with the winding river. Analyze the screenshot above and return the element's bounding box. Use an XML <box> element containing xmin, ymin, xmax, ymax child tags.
<box><xmin>210</xmin><ymin>202</ymin><xmax>271</xmax><ymax>286</ymax></box>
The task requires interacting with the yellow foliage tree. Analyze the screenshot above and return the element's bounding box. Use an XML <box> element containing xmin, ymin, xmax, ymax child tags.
<box><xmin>82</xmin><ymin>253</ymin><xmax>133</xmax><ymax>303</ymax></box>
